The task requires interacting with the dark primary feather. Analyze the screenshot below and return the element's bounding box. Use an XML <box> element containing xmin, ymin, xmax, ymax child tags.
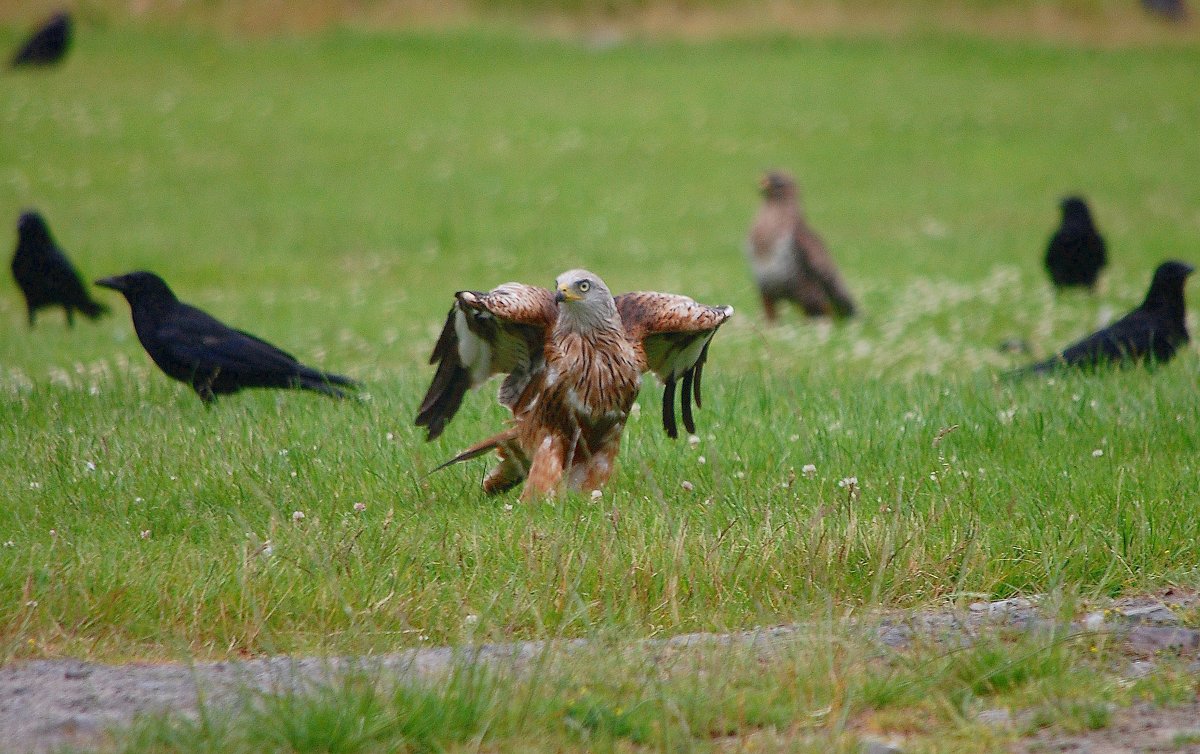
<box><xmin>415</xmin><ymin>304</ymin><xmax>475</xmax><ymax>440</ymax></box>
<box><xmin>10</xmin><ymin>210</ymin><xmax>108</xmax><ymax>327</ymax></box>
<box><xmin>95</xmin><ymin>271</ymin><xmax>359</xmax><ymax>403</ymax></box>
<box><xmin>1017</xmin><ymin>260</ymin><xmax>1193</xmax><ymax>375</ymax></box>
<box><xmin>1045</xmin><ymin>196</ymin><xmax>1107</xmax><ymax>291</ymax></box>
<box><xmin>10</xmin><ymin>11</ymin><xmax>72</xmax><ymax>68</ymax></box>
<box><xmin>415</xmin><ymin>284</ymin><xmax>557</xmax><ymax>440</ymax></box>
<box><xmin>614</xmin><ymin>292</ymin><xmax>732</xmax><ymax>439</ymax></box>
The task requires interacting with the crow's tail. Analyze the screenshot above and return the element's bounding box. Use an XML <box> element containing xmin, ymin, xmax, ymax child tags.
<box><xmin>296</xmin><ymin>367</ymin><xmax>361</xmax><ymax>399</ymax></box>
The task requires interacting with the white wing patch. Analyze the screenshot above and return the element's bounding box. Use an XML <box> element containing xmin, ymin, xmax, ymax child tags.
<box><xmin>454</xmin><ymin>308</ymin><xmax>493</xmax><ymax>387</ymax></box>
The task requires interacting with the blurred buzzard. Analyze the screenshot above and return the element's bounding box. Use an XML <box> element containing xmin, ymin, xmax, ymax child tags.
<box><xmin>746</xmin><ymin>170</ymin><xmax>857</xmax><ymax>322</ymax></box>
<box><xmin>417</xmin><ymin>269</ymin><xmax>733</xmax><ymax>499</ymax></box>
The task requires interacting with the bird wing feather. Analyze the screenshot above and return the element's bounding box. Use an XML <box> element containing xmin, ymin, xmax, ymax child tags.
<box><xmin>416</xmin><ymin>283</ymin><xmax>557</xmax><ymax>440</ymax></box>
<box><xmin>159</xmin><ymin>305</ymin><xmax>301</xmax><ymax>373</ymax></box>
<box><xmin>614</xmin><ymin>292</ymin><xmax>733</xmax><ymax>438</ymax></box>
<box><xmin>791</xmin><ymin>222</ymin><xmax>857</xmax><ymax>317</ymax></box>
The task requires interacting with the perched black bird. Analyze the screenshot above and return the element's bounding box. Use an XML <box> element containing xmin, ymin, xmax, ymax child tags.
<box><xmin>95</xmin><ymin>271</ymin><xmax>360</xmax><ymax>403</ymax></box>
<box><xmin>1142</xmin><ymin>0</ymin><xmax>1190</xmax><ymax>22</ymax></box>
<box><xmin>1017</xmin><ymin>260</ymin><xmax>1193</xmax><ymax>375</ymax></box>
<box><xmin>10</xmin><ymin>11</ymin><xmax>72</xmax><ymax>68</ymax></box>
<box><xmin>1045</xmin><ymin>196</ymin><xmax>1108</xmax><ymax>292</ymax></box>
<box><xmin>11</xmin><ymin>210</ymin><xmax>108</xmax><ymax>327</ymax></box>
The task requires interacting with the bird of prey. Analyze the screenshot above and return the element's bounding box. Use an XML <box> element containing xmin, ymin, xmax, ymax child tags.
<box><xmin>1045</xmin><ymin>196</ymin><xmax>1108</xmax><ymax>292</ymax></box>
<box><xmin>10</xmin><ymin>11</ymin><xmax>72</xmax><ymax>68</ymax></box>
<box><xmin>416</xmin><ymin>269</ymin><xmax>733</xmax><ymax>499</ymax></box>
<box><xmin>1016</xmin><ymin>260</ymin><xmax>1193</xmax><ymax>375</ymax></box>
<box><xmin>96</xmin><ymin>271</ymin><xmax>359</xmax><ymax>403</ymax></box>
<box><xmin>11</xmin><ymin>210</ymin><xmax>108</xmax><ymax>327</ymax></box>
<box><xmin>746</xmin><ymin>170</ymin><xmax>857</xmax><ymax>323</ymax></box>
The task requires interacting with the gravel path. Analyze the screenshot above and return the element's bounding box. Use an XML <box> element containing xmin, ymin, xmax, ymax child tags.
<box><xmin>2</xmin><ymin>592</ymin><xmax>1198</xmax><ymax>753</ymax></box>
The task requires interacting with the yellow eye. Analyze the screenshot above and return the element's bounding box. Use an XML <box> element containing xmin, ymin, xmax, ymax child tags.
<box><xmin>578</xmin><ymin>281</ymin><xmax>591</xmax><ymax>292</ymax></box>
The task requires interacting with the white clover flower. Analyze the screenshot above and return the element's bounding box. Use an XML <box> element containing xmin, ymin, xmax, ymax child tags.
<box><xmin>789</xmin><ymin>434</ymin><xmax>800</xmax><ymax>442</ymax></box>
<box><xmin>1092</xmin><ymin>449</ymin><xmax>1104</xmax><ymax>458</ymax></box>
<box><xmin>139</xmin><ymin>530</ymin><xmax>151</xmax><ymax>539</ymax></box>
<box><xmin>503</xmin><ymin>503</ymin><xmax>514</xmax><ymax>512</ymax></box>
<box><xmin>353</xmin><ymin>502</ymin><xmax>367</xmax><ymax>512</ymax></box>
<box><xmin>735</xmin><ymin>471</ymin><xmax>746</xmax><ymax>479</ymax></box>
<box><xmin>385</xmin><ymin>432</ymin><xmax>395</xmax><ymax>441</ymax></box>
<box><xmin>838</xmin><ymin>476</ymin><xmax>857</xmax><ymax>488</ymax></box>
<box><xmin>464</xmin><ymin>614</ymin><xmax>479</xmax><ymax>626</ymax></box>
<box><xmin>49</xmin><ymin>529</ymin><xmax>57</xmax><ymax>538</ymax></box>
<box><xmin>28</xmin><ymin>482</ymin><xmax>41</xmax><ymax>490</ymax></box>
<box><xmin>687</xmin><ymin>434</ymin><xmax>700</xmax><ymax>447</ymax></box>
<box><xmin>680</xmin><ymin>480</ymin><xmax>695</xmax><ymax>492</ymax></box>
<box><xmin>697</xmin><ymin>456</ymin><xmax>706</xmax><ymax>465</ymax></box>
<box><xmin>85</xmin><ymin>461</ymin><xmax>96</xmax><ymax>472</ymax></box>
<box><xmin>590</xmin><ymin>490</ymin><xmax>602</xmax><ymax>500</ymax></box>
<box><xmin>2</xmin><ymin>541</ymin><xmax>14</xmax><ymax>548</ymax></box>
<box><xmin>802</xmin><ymin>464</ymin><xmax>817</xmax><ymax>478</ymax></box>
<box><xmin>291</xmin><ymin>510</ymin><xmax>305</xmax><ymax>522</ymax></box>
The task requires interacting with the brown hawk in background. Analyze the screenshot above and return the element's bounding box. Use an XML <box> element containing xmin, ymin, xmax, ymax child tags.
<box><xmin>746</xmin><ymin>170</ymin><xmax>857</xmax><ymax>323</ymax></box>
<box><xmin>417</xmin><ymin>269</ymin><xmax>733</xmax><ymax>499</ymax></box>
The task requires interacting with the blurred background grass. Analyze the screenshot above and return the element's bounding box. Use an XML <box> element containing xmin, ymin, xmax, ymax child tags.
<box><xmin>0</xmin><ymin>3</ymin><xmax>1198</xmax><ymax>659</ymax></box>
<box><xmin>2</xmin><ymin>0</ymin><xmax>1199</xmax><ymax>43</ymax></box>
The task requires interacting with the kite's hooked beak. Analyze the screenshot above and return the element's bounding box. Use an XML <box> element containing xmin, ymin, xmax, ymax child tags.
<box><xmin>556</xmin><ymin>284</ymin><xmax>580</xmax><ymax>303</ymax></box>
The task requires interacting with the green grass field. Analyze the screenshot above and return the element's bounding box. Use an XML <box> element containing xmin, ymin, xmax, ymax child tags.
<box><xmin>1</xmin><ymin>18</ymin><xmax>1198</xmax><ymax>751</ymax></box>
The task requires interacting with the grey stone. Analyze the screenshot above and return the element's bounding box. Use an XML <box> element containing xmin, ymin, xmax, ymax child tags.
<box><xmin>1126</xmin><ymin>660</ymin><xmax>1156</xmax><ymax>678</ymax></box>
<box><xmin>1156</xmin><ymin>727</ymin><xmax>1200</xmax><ymax>745</ymax></box>
<box><xmin>1120</xmin><ymin>604</ymin><xmax>1178</xmax><ymax>624</ymax></box>
<box><xmin>860</xmin><ymin>737</ymin><xmax>904</xmax><ymax>754</ymax></box>
<box><xmin>969</xmin><ymin>597</ymin><xmax>1033</xmax><ymax>615</ymax></box>
<box><xmin>1126</xmin><ymin>626</ymin><xmax>1200</xmax><ymax>655</ymax></box>
<box><xmin>975</xmin><ymin>708</ymin><xmax>1013</xmax><ymax>727</ymax></box>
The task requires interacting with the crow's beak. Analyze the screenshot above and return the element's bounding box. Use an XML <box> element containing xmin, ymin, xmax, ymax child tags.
<box><xmin>94</xmin><ymin>276</ymin><xmax>122</xmax><ymax>291</ymax></box>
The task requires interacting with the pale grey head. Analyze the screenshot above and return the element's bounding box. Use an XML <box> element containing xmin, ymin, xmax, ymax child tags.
<box><xmin>553</xmin><ymin>268</ymin><xmax>620</xmax><ymax>332</ymax></box>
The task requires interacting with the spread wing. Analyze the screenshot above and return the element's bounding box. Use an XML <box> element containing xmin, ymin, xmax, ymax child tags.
<box><xmin>416</xmin><ymin>283</ymin><xmax>557</xmax><ymax>440</ymax></box>
<box><xmin>615</xmin><ymin>292</ymin><xmax>733</xmax><ymax>439</ymax></box>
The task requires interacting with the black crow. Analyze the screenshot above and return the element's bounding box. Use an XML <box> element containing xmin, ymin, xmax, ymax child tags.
<box><xmin>1017</xmin><ymin>260</ymin><xmax>1193</xmax><ymax>375</ymax></box>
<box><xmin>10</xmin><ymin>11</ymin><xmax>72</xmax><ymax>68</ymax></box>
<box><xmin>95</xmin><ymin>271</ymin><xmax>360</xmax><ymax>403</ymax></box>
<box><xmin>1045</xmin><ymin>196</ymin><xmax>1108</xmax><ymax>291</ymax></box>
<box><xmin>1142</xmin><ymin>0</ymin><xmax>1189</xmax><ymax>22</ymax></box>
<box><xmin>11</xmin><ymin>210</ymin><xmax>108</xmax><ymax>327</ymax></box>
